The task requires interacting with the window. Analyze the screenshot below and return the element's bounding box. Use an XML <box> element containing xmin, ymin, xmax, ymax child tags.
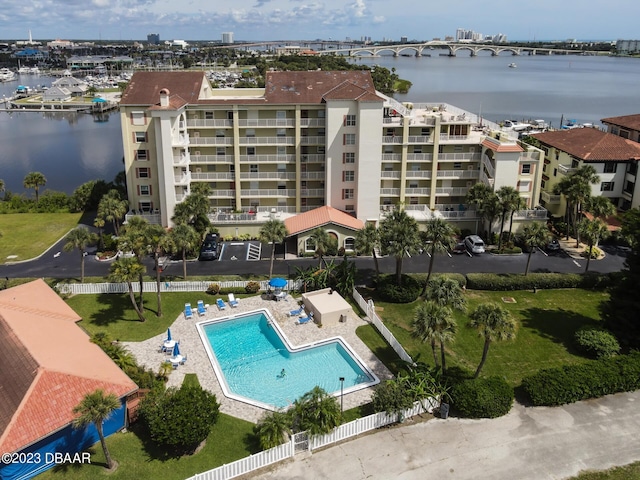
<box><xmin>277</xmin><ymin>146</ymin><xmax>286</xmax><ymax>156</ymax></box>
<box><xmin>344</xmin><ymin>237</ymin><xmax>355</xmax><ymax>250</ymax></box>
<box><xmin>139</xmin><ymin>201</ymin><xmax>152</xmax><ymax>212</ymax></box>
<box><xmin>624</xmin><ymin>180</ymin><xmax>634</xmax><ymax>193</ymax></box>
<box><xmin>138</xmin><ymin>185</ymin><xmax>151</xmax><ymax>196</ymax></box>
<box><xmin>518</xmin><ymin>180</ymin><xmax>531</xmax><ymax>192</ymax></box>
<box><xmin>136</xmin><ymin>167</ymin><xmax>150</xmax><ymax>178</ymax></box>
<box><xmin>317</xmin><ymin>110</ymin><xmax>325</xmax><ymax>119</ymax></box>
<box><xmin>205</xmin><ymin>111</ymin><xmax>214</xmax><ymax>120</ymax></box>
<box><xmin>250</xmin><ymin>164</ymin><xmax>258</xmax><ymax>173</ymax></box>
<box><xmin>135</xmin><ymin>150</ymin><xmax>148</xmax><ymax>161</ymax></box>
<box><xmin>414</xmin><ymin>146</ymin><xmax>422</xmax><ymax>154</ymax></box>
<box><xmin>247</xmin><ymin>147</ymin><xmax>255</xmax><ymax>156</ymax></box>
<box><xmin>317</xmin><ymin>146</ymin><xmax>325</xmax><ymax>154</ymax></box>
<box><xmin>521</xmin><ymin>163</ymin><xmax>531</xmax><ymax>174</ymax></box>
<box><xmin>629</xmin><ymin>162</ymin><xmax>638</xmax><ymax>176</ymax></box>
<box><xmin>305</xmin><ymin>238</ymin><xmax>316</xmax><ymax>251</ymax></box>
<box><xmin>421</xmin><ymin>128</ymin><xmax>429</xmax><ymax>136</ymax></box>
<box><xmin>276</xmin><ymin>111</ymin><xmax>286</xmax><ymax>119</ymax></box>
<box><xmin>541</xmin><ymin>179</ymin><xmax>546</xmax><ymax>189</ymax></box>
<box><xmin>277</xmin><ymin>163</ymin><xmax>286</xmax><ymax>172</ymax></box>
<box><xmin>134</xmin><ymin>131</ymin><xmax>147</xmax><ymax>143</ymax></box>
<box><xmin>343</xmin><ymin>152</ymin><xmax>355</xmax><ymax>164</ymax></box>
<box><xmin>131</xmin><ymin>111</ymin><xmax>146</xmax><ymax>125</ymax></box>
<box><xmin>553</xmin><ymin>168</ymin><xmax>557</xmax><ymax>177</ymax></box>
<box><xmin>317</xmin><ymin>128</ymin><xmax>325</xmax><ymax>137</ymax></box>
<box><xmin>277</xmin><ymin>128</ymin><xmax>286</xmax><ymax>137</ymax></box>
<box><xmin>345</xmin><ymin>114</ymin><xmax>356</xmax><ymax>126</ymax></box>
<box><xmin>342</xmin><ymin>188</ymin><xmax>354</xmax><ymax>199</ymax></box>
<box><xmin>601</xmin><ymin>182</ymin><xmax>615</xmax><ymax>191</ymax></box>
<box><xmin>453</xmin><ymin>162</ymin><xmax>462</xmax><ymax>169</ymax></box>
<box><xmin>246</xmin><ymin>129</ymin><xmax>255</xmax><ymax>138</ymax></box>
<box><xmin>216</xmin><ymin>129</ymin><xmax>225</xmax><ymax>137</ymax></box>
<box><xmin>217</xmin><ymin>147</ymin><xmax>225</xmax><ymax>156</ymax></box>
<box><xmin>571</xmin><ymin>159</ymin><xmax>580</xmax><ymax>168</ymax></box>
<box><xmin>453</xmin><ymin>145</ymin><xmax>463</xmax><ymax>152</ymax></box>
<box><xmin>343</xmin><ymin>171</ymin><xmax>355</xmax><ymax>182</ymax></box>
<box><xmin>604</xmin><ymin>163</ymin><xmax>617</xmax><ymax>173</ymax></box>
<box><xmin>620</xmin><ymin>130</ymin><xmax>630</xmax><ymax>139</ymax></box>
<box><xmin>345</xmin><ymin>205</ymin><xmax>355</xmax><ymax>212</ymax></box>
<box><xmin>386</xmin><ymin>128</ymin><xmax>395</xmax><ymax>136</ymax></box>
<box><xmin>344</xmin><ymin>133</ymin><xmax>356</xmax><ymax>145</ymax></box>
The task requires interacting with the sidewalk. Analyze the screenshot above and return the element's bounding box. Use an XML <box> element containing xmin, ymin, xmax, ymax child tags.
<box><xmin>558</xmin><ymin>236</ymin><xmax>604</xmax><ymax>261</ymax></box>
<box><xmin>252</xmin><ymin>390</ymin><xmax>640</xmax><ymax>480</ymax></box>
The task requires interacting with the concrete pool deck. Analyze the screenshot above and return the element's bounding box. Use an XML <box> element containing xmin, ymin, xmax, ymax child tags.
<box><xmin>122</xmin><ymin>293</ymin><xmax>393</xmax><ymax>423</ymax></box>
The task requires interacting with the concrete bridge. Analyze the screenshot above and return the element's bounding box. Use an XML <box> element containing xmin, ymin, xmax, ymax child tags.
<box><xmin>319</xmin><ymin>41</ymin><xmax>608</xmax><ymax>57</ymax></box>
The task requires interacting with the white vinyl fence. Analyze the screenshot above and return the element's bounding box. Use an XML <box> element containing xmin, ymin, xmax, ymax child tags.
<box><xmin>55</xmin><ymin>279</ymin><xmax>301</xmax><ymax>295</ymax></box>
<box><xmin>186</xmin><ymin>399</ymin><xmax>436</xmax><ymax>480</ymax></box>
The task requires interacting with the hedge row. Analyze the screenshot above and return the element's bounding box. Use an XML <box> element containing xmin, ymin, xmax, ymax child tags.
<box><xmin>465</xmin><ymin>272</ymin><xmax>614</xmax><ymax>291</ymax></box>
<box><xmin>521</xmin><ymin>352</ymin><xmax>640</xmax><ymax>406</ymax></box>
<box><xmin>451</xmin><ymin>376</ymin><xmax>514</xmax><ymax>418</ymax></box>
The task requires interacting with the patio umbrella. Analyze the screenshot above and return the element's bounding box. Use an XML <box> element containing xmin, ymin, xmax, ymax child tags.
<box><xmin>167</xmin><ymin>328</ymin><xmax>172</xmax><ymax>341</ymax></box>
<box><xmin>172</xmin><ymin>342</ymin><xmax>181</xmax><ymax>358</ymax></box>
<box><xmin>269</xmin><ymin>278</ymin><xmax>287</xmax><ymax>288</ymax></box>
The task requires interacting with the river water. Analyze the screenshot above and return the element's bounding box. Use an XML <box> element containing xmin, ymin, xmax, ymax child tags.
<box><xmin>1</xmin><ymin>54</ymin><xmax>639</xmax><ymax>194</ymax></box>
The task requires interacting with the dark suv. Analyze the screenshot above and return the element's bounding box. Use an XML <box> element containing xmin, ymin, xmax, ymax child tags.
<box><xmin>199</xmin><ymin>233</ymin><xmax>219</xmax><ymax>260</ymax></box>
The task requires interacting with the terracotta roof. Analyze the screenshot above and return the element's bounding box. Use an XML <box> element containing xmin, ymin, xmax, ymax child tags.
<box><xmin>120</xmin><ymin>71</ymin><xmax>206</xmax><ymax>106</ymax></box>
<box><xmin>532</xmin><ymin>128</ymin><xmax>640</xmax><ymax>162</ymax></box>
<box><xmin>285</xmin><ymin>206</ymin><xmax>364</xmax><ymax>236</ymax></box>
<box><xmin>322</xmin><ymin>80</ymin><xmax>382</xmax><ymax>102</ymax></box>
<box><xmin>601</xmin><ymin>114</ymin><xmax>640</xmax><ymax>131</ymax></box>
<box><xmin>0</xmin><ymin>280</ymin><xmax>137</xmax><ymax>454</ymax></box>
<box><xmin>481</xmin><ymin>137</ymin><xmax>523</xmax><ymax>153</ymax></box>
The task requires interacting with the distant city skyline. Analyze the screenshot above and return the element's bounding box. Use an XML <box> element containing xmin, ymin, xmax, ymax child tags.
<box><xmin>0</xmin><ymin>0</ymin><xmax>636</xmax><ymax>43</ymax></box>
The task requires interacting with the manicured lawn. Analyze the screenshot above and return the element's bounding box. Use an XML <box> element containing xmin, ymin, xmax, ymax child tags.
<box><xmin>368</xmin><ymin>289</ymin><xmax>609</xmax><ymax>385</ymax></box>
<box><xmin>39</xmin><ymin>413</ymin><xmax>258</xmax><ymax>480</ymax></box>
<box><xmin>0</xmin><ymin>213</ymin><xmax>82</xmax><ymax>261</ymax></box>
<box><xmin>569</xmin><ymin>462</ymin><xmax>640</xmax><ymax>479</ymax></box>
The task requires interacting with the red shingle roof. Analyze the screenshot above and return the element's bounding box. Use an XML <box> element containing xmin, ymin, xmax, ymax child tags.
<box><xmin>0</xmin><ymin>280</ymin><xmax>137</xmax><ymax>454</ymax></box>
<box><xmin>601</xmin><ymin>114</ymin><xmax>640</xmax><ymax>132</ymax></box>
<box><xmin>532</xmin><ymin>128</ymin><xmax>640</xmax><ymax>161</ymax></box>
<box><xmin>285</xmin><ymin>206</ymin><xmax>364</xmax><ymax>236</ymax></box>
<box><xmin>481</xmin><ymin>137</ymin><xmax>524</xmax><ymax>153</ymax></box>
<box><xmin>120</xmin><ymin>71</ymin><xmax>206</xmax><ymax>106</ymax></box>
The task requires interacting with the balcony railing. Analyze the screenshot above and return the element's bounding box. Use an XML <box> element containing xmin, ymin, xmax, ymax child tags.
<box><xmin>239</xmin><ymin>154</ymin><xmax>296</xmax><ymax>163</ymax></box>
<box><xmin>435</xmin><ymin>187</ymin><xmax>469</xmax><ymax>196</ymax></box>
<box><xmin>237</xmin><ymin>119</ymin><xmax>295</xmax><ymax>127</ymax></box>
<box><xmin>240</xmin><ymin>136</ymin><xmax>295</xmax><ymax>145</ymax></box>
<box><xmin>239</xmin><ymin>172</ymin><xmax>296</xmax><ymax>180</ymax></box>
<box><xmin>436</xmin><ymin>169</ymin><xmax>479</xmax><ymax>179</ymax></box>
<box><xmin>440</xmin><ymin>134</ymin><xmax>469</xmax><ymax>142</ymax></box>
<box><xmin>190</xmin><ymin>154</ymin><xmax>234</xmax><ymax>164</ymax></box>
<box><xmin>405</xmin><ymin>171</ymin><xmax>432</xmax><ymax>179</ymax></box>
<box><xmin>381</xmin><ymin>171</ymin><xmax>401</xmax><ymax>179</ymax></box>
<box><xmin>209</xmin><ymin>190</ymin><xmax>236</xmax><ymax>198</ymax></box>
<box><xmin>541</xmin><ymin>191</ymin><xmax>561</xmax><ymax>204</ymax></box>
<box><xmin>299</xmin><ymin>136</ymin><xmax>325</xmax><ymax>145</ymax></box>
<box><xmin>512</xmin><ymin>208</ymin><xmax>548</xmax><ymax>220</ymax></box>
<box><xmin>382</xmin><ymin>154</ymin><xmax>402</xmax><ymax>162</ymax></box>
<box><xmin>405</xmin><ymin>187</ymin><xmax>431</xmax><ymax>195</ymax></box>
<box><xmin>299</xmin><ymin>189</ymin><xmax>325</xmax><ymax>198</ymax></box>
<box><xmin>125</xmin><ymin>212</ymin><xmax>161</xmax><ymax>225</ymax></box>
<box><xmin>187</xmin><ymin>119</ymin><xmax>232</xmax><ymax>128</ymax></box>
<box><xmin>174</xmin><ymin>172</ymin><xmax>191</xmax><ymax>185</ymax></box>
<box><xmin>191</xmin><ymin>172</ymin><xmax>234</xmax><ymax>181</ymax></box>
<box><xmin>300</xmin><ymin>118</ymin><xmax>326</xmax><ymax>127</ymax></box>
<box><xmin>172</xmin><ymin>134</ymin><xmax>190</xmax><ymax>147</ymax></box>
<box><xmin>407</xmin><ymin>153</ymin><xmax>434</xmax><ymax>161</ymax></box>
<box><xmin>300</xmin><ymin>171</ymin><xmax>325</xmax><ymax>180</ymax></box>
<box><xmin>439</xmin><ymin>152</ymin><xmax>480</xmax><ymax>161</ymax></box>
<box><xmin>173</xmin><ymin>154</ymin><xmax>190</xmax><ymax>165</ymax></box>
<box><xmin>558</xmin><ymin>164</ymin><xmax>576</xmax><ymax>175</ymax></box>
<box><xmin>481</xmin><ymin>155</ymin><xmax>496</xmax><ymax>178</ymax></box>
<box><xmin>240</xmin><ymin>189</ymin><xmax>296</xmax><ymax>197</ymax></box>
<box><xmin>380</xmin><ymin>188</ymin><xmax>400</xmax><ymax>196</ymax></box>
<box><xmin>300</xmin><ymin>154</ymin><xmax>325</xmax><ymax>163</ymax></box>
<box><xmin>190</xmin><ymin>137</ymin><xmax>234</xmax><ymax>146</ymax></box>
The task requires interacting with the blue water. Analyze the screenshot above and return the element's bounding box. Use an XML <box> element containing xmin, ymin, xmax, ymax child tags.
<box><xmin>202</xmin><ymin>311</ymin><xmax>374</xmax><ymax>408</ymax></box>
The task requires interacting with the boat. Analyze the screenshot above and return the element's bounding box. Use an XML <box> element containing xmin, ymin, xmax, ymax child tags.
<box><xmin>0</xmin><ymin>68</ymin><xmax>16</xmax><ymax>82</ymax></box>
<box><xmin>508</xmin><ymin>63</ymin><xmax>517</xmax><ymax>68</ymax></box>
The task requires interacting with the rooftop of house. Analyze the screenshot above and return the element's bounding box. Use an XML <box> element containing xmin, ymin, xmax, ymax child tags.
<box><xmin>0</xmin><ymin>280</ymin><xmax>138</xmax><ymax>454</ymax></box>
<box><xmin>532</xmin><ymin>128</ymin><xmax>640</xmax><ymax>162</ymax></box>
<box><xmin>284</xmin><ymin>205</ymin><xmax>364</xmax><ymax>236</ymax></box>
<box><xmin>601</xmin><ymin>114</ymin><xmax>640</xmax><ymax>132</ymax></box>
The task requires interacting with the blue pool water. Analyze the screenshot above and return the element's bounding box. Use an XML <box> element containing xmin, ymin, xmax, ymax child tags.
<box><xmin>199</xmin><ymin>310</ymin><xmax>378</xmax><ymax>409</ymax></box>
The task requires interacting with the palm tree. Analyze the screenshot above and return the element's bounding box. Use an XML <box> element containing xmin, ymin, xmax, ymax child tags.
<box><xmin>118</xmin><ymin>217</ymin><xmax>150</xmax><ymax>311</ymax></box>
<box><xmin>469</xmin><ymin>303</ymin><xmax>516</xmax><ymax>378</ymax></box>
<box><xmin>254</xmin><ymin>410</ymin><xmax>292</xmax><ymax>449</ymax></box>
<box><xmin>147</xmin><ymin>224</ymin><xmax>171</xmax><ymax>317</ymax></box>
<box><xmin>291</xmin><ymin>386</ymin><xmax>341</xmax><ymax>436</ymax></box>
<box><xmin>520</xmin><ymin>222</ymin><xmax>549</xmax><ymax>276</ymax></box>
<box><xmin>309</xmin><ymin>228</ymin><xmax>331</xmax><ymax>267</ymax></box>
<box><xmin>355</xmin><ymin>223</ymin><xmax>381</xmax><ymax>281</ymax></box>
<box><xmin>63</xmin><ymin>226</ymin><xmax>97</xmax><ymax>283</ymax></box>
<box><xmin>93</xmin><ymin>216</ymin><xmax>106</xmax><ymax>251</ymax></box>
<box><xmin>169</xmin><ymin>223</ymin><xmax>199</xmax><ymax>279</ymax></box>
<box><xmin>411</xmin><ymin>301</ymin><xmax>456</xmax><ymax>372</ymax></box>
<box><xmin>553</xmin><ymin>175</ymin><xmax>574</xmax><ymax>240</ymax></box>
<box><xmin>23</xmin><ymin>171</ymin><xmax>47</xmax><ymax>204</ymax></box>
<box><xmin>98</xmin><ymin>190</ymin><xmax>128</xmax><ymax>236</ymax></box>
<box><xmin>379</xmin><ymin>208</ymin><xmax>421</xmax><ymax>285</ymax></box>
<box><xmin>584</xmin><ymin>195</ymin><xmax>616</xmax><ymax>220</ymax></box>
<box><xmin>466</xmin><ymin>183</ymin><xmax>500</xmax><ymax>236</ymax></box>
<box><xmin>259</xmin><ymin>219</ymin><xmax>289</xmax><ymax>279</ymax></box>
<box><xmin>425</xmin><ymin>276</ymin><xmax>466</xmax><ymax>312</ymax></box>
<box><xmin>507</xmin><ymin>196</ymin><xmax>527</xmax><ymax>241</ymax></box>
<box><xmin>108</xmin><ymin>257</ymin><xmax>147</xmax><ymax>322</ymax></box>
<box><xmin>496</xmin><ymin>186</ymin><xmax>522</xmax><ymax>250</ymax></box>
<box><xmin>420</xmin><ymin>218</ymin><xmax>456</xmax><ymax>296</ymax></box>
<box><xmin>72</xmin><ymin>389</ymin><xmax>120</xmax><ymax>470</ymax></box>
<box><xmin>578</xmin><ymin>218</ymin><xmax>610</xmax><ymax>273</ymax></box>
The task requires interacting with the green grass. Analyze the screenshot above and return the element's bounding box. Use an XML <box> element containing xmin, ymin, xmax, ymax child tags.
<box><xmin>39</xmin><ymin>413</ymin><xmax>258</xmax><ymax>480</ymax></box>
<box><xmin>367</xmin><ymin>289</ymin><xmax>609</xmax><ymax>386</ymax></box>
<box><xmin>569</xmin><ymin>462</ymin><xmax>640</xmax><ymax>479</ymax></box>
<box><xmin>0</xmin><ymin>212</ymin><xmax>83</xmax><ymax>261</ymax></box>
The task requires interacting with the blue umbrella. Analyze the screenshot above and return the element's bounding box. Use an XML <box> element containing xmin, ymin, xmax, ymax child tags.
<box><xmin>269</xmin><ymin>278</ymin><xmax>287</xmax><ymax>288</ymax></box>
<box><xmin>167</xmin><ymin>328</ymin><xmax>172</xmax><ymax>341</ymax></box>
<box><xmin>172</xmin><ymin>342</ymin><xmax>181</xmax><ymax>358</ymax></box>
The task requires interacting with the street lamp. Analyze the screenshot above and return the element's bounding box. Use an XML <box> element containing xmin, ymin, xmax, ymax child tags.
<box><xmin>339</xmin><ymin>377</ymin><xmax>345</xmax><ymax>414</ymax></box>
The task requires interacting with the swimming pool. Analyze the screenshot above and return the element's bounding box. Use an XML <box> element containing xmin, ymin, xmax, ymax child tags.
<box><xmin>197</xmin><ymin>309</ymin><xmax>379</xmax><ymax>409</ymax></box>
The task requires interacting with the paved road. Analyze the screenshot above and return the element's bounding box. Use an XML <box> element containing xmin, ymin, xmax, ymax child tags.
<box><xmin>253</xmin><ymin>391</ymin><xmax>640</xmax><ymax>480</ymax></box>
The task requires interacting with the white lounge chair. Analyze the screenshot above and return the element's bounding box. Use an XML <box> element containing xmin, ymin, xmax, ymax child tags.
<box><xmin>228</xmin><ymin>293</ymin><xmax>239</xmax><ymax>308</ymax></box>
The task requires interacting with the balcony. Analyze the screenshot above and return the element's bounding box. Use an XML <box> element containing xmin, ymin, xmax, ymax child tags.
<box><xmin>407</xmin><ymin>153</ymin><xmax>434</xmax><ymax>161</ymax></box>
<box><xmin>435</xmin><ymin>187</ymin><xmax>469</xmax><ymax>196</ymax></box>
<box><xmin>240</xmin><ymin>136</ymin><xmax>295</xmax><ymax>145</ymax></box>
<box><xmin>125</xmin><ymin>211</ymin><xmax>161</xmax><ymax>225</ymax></box>
<box><xmin>191</xmin><ymin>172</ymin><xmax>234</xmax><ymax>181</ymax></box>
<box><xmin>172</xmin><ymin>134</ymin><xmax>189</xmax><ymax>147</ymax></box>
<box><xmin>237</xmin><ymin>119</ymin><xmax>295</xmax><ymax>127</ymax></box>
<box><xmin>240</xmin><ymin>189</ymin><xmax>297</xmax><ymax>197</ymax></box>
<box><xmin>190</xmin><ymin>136</ymin><xmax>234</xmax><ymax>146</ymax></box>
<box><xmin>540</xmin><ymin>191</ymin><xmax>561</xmax><ymax>204</ymax></box>
<box><xmin>300</xmin><ymin>189</ymin><xmax>325</xmax><ymax>198</ymax></box>
<box><xmin>436</xmin><ymin>169</ymin><xmax>479</xmax><ymax>179</ymax></box>
<box><xmin>439</xmin><ymin>152</ymin><xmax>480</xmax><ymax>162</ymax></box>
<box><xmin>382</xmin><ymin>136</ymin><xmax>404</xmax><ymax>144</ymax></box>
<box><xmin>239</xmin><ymin>172</ymin><xmax>296</xmax><ymax>180</ymax></box>
<box><xmin>512</xmin><ymin>208</ymin><xmax>548</xmax><ymax>220</ymax></box>
<box><xmin>174</xmin><ymin>172</ymin><xmax>191</xmax><ymax>185</ymax></box>
<box><xmin>405</xmin><ymin>171</ymin><xmax>432</xmax><ymax>179</ymax></box>
<box><xmin>300</xmin><ymin>154</ymin><xmax>325</xmax><ymax>163</ymax></box>
<box><xmin>173</xmin><ymin>153</ymin><xmax>190</xmax><ymax>165</ymax></box>
<box><xmin>558</xmin><ymin>164</ymin><xmax>576</xmax><ymax>175</ymax></box>
<box><xmin>439</xmin><ymin>134</ymin><xmax>469</xmax><ymax>142</ymax></box>
<box><xmin>299</xmin><ymin>136</ymin><xmax>325</xmax><ymax>145</ymax></box>
<box><xmin>300</xmin><ymin>171</ymin><xmax>325</xmax><ymax>180</ymax></box>
<box><xmin>381</xmin><ymin>171</ymin><xmax>401</xmax><ymax>179</ymax></box>
<box><xmin>380</xmin><ymin>188</ymin><xmax>400</xmax><ymax>196</ymax></box>
<box><xmin>405</xmin><ymin>187</ymin><xmax>431</xmax><ymax>196</ymax></box>
<box><xmin>190</xmin><ymin>154</ymin><xmax>234</xmax><ymax>164</ymax></box>
<box><xmin>481</xmin><ymin>155</ymin><xmax>496</xmax><ymax>178</ymax></box>
<box><xmin>187</xmin><ymin>119</ymin><xmax>232</xmax><ymax>128</ymax></box>
<box><xmin>240</xmin><ymin>154</ymin><xmax>296</xmax><ymax>163</ymax></box>
<box><xmin>300</xmin><ymin>118</ymin><xmax>326</xmax><ymax>127</ymax></box>
<box><xmin>209</xmin><ymin>190</ymin><xmax>236</xmax><ymax>198</ymax></box>
<box><xmin>381</xmin><ymin>154</ymin><xmax>402</xmax><ymax>162</ymax></box>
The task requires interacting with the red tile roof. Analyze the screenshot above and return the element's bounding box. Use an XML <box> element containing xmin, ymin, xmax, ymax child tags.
<box><xmin>120</xmin><ymin>71</ymin><xmax>206</xmax><ymax>106</ymax></box>
<box><xmin>0</xmin><ymin>280</ymin><xmax>137</xmax><ymax>454</ymax></box>
<box><xmin>601</xmin><ymin>114</ymin><xmax>640</xmax><ymax>132</ymax></box>
<box><xmin>481</xmin><ymin>137</ymin><xmax>524</xmax><ymax>153</ymax></box>
<box><xmin>285</xmin><ymin>206</ymin><xmax>364</xmax><ymax>236</ymax></box>
<box><xmin>532</xmin><ymin>128</ymin><xmax>640</xmax><ymax>161</ymax></box>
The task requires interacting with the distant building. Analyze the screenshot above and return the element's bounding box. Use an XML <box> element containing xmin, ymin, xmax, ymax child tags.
<box><xmin>616</xmin><ymin>39</ymin><xmax>640</xmax><ymax>54</ymax></box>
<box><xmin>400</xmin><ymin>36</ymin><xmax>408</xmax><ymax>43</ymax></box>
<box><xmin>147</xmin><ymin>33</ymin><xmax>160</xmax><ymax>45</ymax></box>
<box><xmin>166</xmin><ymin>39</ymin><xmax>188</xmax><ymax>49</ymax></box>
<box><xmin>47</xmin><ymin>39</ymin><xmax>74</xmax><ymax>49</ymax></box>
<box><xmin>221</xmin><ymin>32</ymin><xmax>234</xmax><ymax>44</ymax></box>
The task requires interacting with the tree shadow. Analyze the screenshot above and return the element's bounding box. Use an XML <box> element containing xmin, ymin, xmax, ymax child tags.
<box><xmin>89</xmin><ymin>293</ymin><xmax>137</xmax><ymax>327</ymax></box>
<box><xmin>128</xmin><ymin>422</ymin><xmax>188</xmax><ymax>461</ymax></box>
<box><xmin>519</xmin><ymin>307</ymin><xmax>600</xmax><ymax>355</ymax></box>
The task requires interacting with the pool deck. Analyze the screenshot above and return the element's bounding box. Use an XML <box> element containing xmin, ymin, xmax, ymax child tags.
<box><xmin>122</xmin><ymin>293</ymin><xmax>393</xmax><ymax>424</ymax></box>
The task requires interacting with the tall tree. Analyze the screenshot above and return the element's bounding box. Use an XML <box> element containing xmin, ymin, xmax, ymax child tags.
<box><xmin>355</xmin><ymin>223</ymin><xmax>381</xmax><ymax>281</ymax></box>
<box><xmin>63</xmin><ymin>226</ymin><xmax>97</xmax><ymax>283</ymax></box>
<box><xmin>147</xmin><ymin>224</ymin><xmax>171</xmax><ymax>317</ymax></box>
<box><xmin>72</xmin><ymin>389</ymin><xmax>120</xmax><ymax>470</ymax></box>
<box><xmin>496</xmin><ymin>186</ymin><xmax>522</xmax><ymax>250</ymax></box>
<box><xmin>411</xmin><ymin>301</ymin><xmax>456</xmax><ymax>372</ymax></box>
<box><xmin>23</xmin><ymin>171</ymin><xmax>47</xmax><ymax>204</ymax></box>
<box><xmin>578</xmin><ymin>218</ymin><xmax>610</xmax><ymax>273</ymax></box>
<box><xmin>98</xmin><ymin>190</ymin><xmax>128</xmax><ymax>236</ymax></box>
<box><xmin>379</xmin><ymin>207</ymin><xmax>421</xmax><ymax>285</ymax></box>
<box><xmin>254</xmin><ymin>410</ymin><xmax>292</xmax><ymax>450</ymax></box>
<box><xmin>309</xmin><ymin>228</ymin><xmax>331</xmax><ymax>267</ymax></box>
<box><xmin>420</xmin><ymin>218</ymin><xmax>456</xmax><ymax>296</ymax></box>
<box><xmin>520</xmin><ymin>222</ymin><xmax>550</xmax><ymax>275</ymax></box>
<box><xmin>118</xmin><ymin>216</ymin><xmax>150</xmax><ymax>311</ymax></box>
<box><xmin>469</xmin><ymin>303</ymin><xmax>516</xmax><ymax>378</ymax></box>
<box><xmin>109</xmin><ymin>257</ymin><xmax>147</xmax><ymax>322</ymax></box>
<box><xmin>291</xmin><ymin>386</ymin><xmax>342</xmax><ymax>436</ymax></box>
<box><xmin>425</xmin><ymin>276</ymin><xmax>466</xmax><ymax>312</ymax></box>
<box><xmin>169</xmin><ymin>223</ymin><xmax>199</xmax><ymax>279</ymax></box>
<box><xmin>259</xmin><ymin>219</ymin><xmax>289</xmax><ymax>278</ymax></box>
<box><xmin>571</xmin><ymin>165</ymin><xmax>600</xmax><ymax>247</ymax></box>
<box><xmin>507</xmin><ymin>196</ymin><xmax>527</xmax><ymax>241</ymax></box>
<box><xmin>466</xmin><ymin>183</ymin><xmax>500</xmax><ymax>237</ymax></box>
<box><xmin>584</xmin><ymin>195</ymin><xmax>616</xmax><ymax>220</ymax></box>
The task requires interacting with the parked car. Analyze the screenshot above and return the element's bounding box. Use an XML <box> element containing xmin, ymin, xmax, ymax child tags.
<box><xmin>546</xmin><ymin>238</ymin><xmax>561</xmax><ymax>253</ymax></box>
<box><xmin>464</xmin><ymin>235</ymin><xmax>485</xmax><ymax>254</ymax></box>
<box><xmin>452</xmin><ymin>241</ymin><xmax>467</xmax><ymax>254</ymax></box>
<box><xmin>199</xmin><ymin>233</ymin><xmax>219</xmax><ymax>260</ymax></box>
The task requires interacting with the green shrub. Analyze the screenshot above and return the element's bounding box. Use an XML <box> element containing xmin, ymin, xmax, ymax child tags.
<box><xmin>377</xmin><ymin>274</ymin><xmax>421</xmax><ymax>303</ymax></box>
<box><xmin>371</xmin><ymin>379</ymin><xmax>414</xmax><ymax>415</ymax></box>
<box><xmin>206</xmin><ymin>283</ymin><xmax>220</xmax><ymax>295</ymax></box>
<box><xmin>451</xmin><ymin>376</ymin><xmax>514</xmax><ymax>418</ymax></box>
<box><xmin>582</xmin><ymin>246</ymin><xmax>602</xmax><ymax>259</ymax></box>
<box><xmin>465</xmin><ymin>272</ymin><xmax>613</xmax><ymax>291</ymax></box>
<box><xmin>245</xmin><ymin>281</ymin><xmax>261</xmax><ymax>294</ymax></box>
<box><xmin>521</xmin><ymin>352</ymin><xmax>640</xmax><ymax>406</ymax></box>
<box><xmin>574</xmin><ymin>327</ymin><xmax>620</xmax><ymax>359</ymax></box>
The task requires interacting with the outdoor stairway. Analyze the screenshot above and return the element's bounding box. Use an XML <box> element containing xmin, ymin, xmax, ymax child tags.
<box><xmin>247</xmin><ymin>242</ymin><xmax>261</xmax><ymax>261</ymax></box>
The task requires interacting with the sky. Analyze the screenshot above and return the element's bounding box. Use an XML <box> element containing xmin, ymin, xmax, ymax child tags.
<box><xmin>0</xmin><ymin>0</ymin><xmax>637</xmax><ymax>42</ymax></box>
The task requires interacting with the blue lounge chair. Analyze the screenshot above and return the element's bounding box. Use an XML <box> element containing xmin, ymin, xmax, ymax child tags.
<box><xmin>295</xmin><ymin>315</ymin><xmax>313</xmax><ymax>325</ymax></box>
<box><xmin>197</xmin><ymin>300</ymin><xmax>207</xmax><ymax>316</ymax></box>
<box><xmin>216</xmin><ymin>298</ymin><xmax>227</xmax><ymax>310</ymax></box>
<box><xmin>184</xmin><ymin>303</ymin><xmax>193</xmax><ymax>319</ymax></box>
<box><xmin>288</xmin><ymin>306</ymin><xmax>304</xmax><ymax>317</ymax></box>
<box><xmin>228</xmin><ymin>293</ymin><xmax>239</xmax><ymax>308</ymax></box>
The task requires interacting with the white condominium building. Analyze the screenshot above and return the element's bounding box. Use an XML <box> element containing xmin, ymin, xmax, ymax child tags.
<box><xmin>119</xmin><ymin>70</ymin><xmax>544</xmax><ymax>235</ymax></box>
